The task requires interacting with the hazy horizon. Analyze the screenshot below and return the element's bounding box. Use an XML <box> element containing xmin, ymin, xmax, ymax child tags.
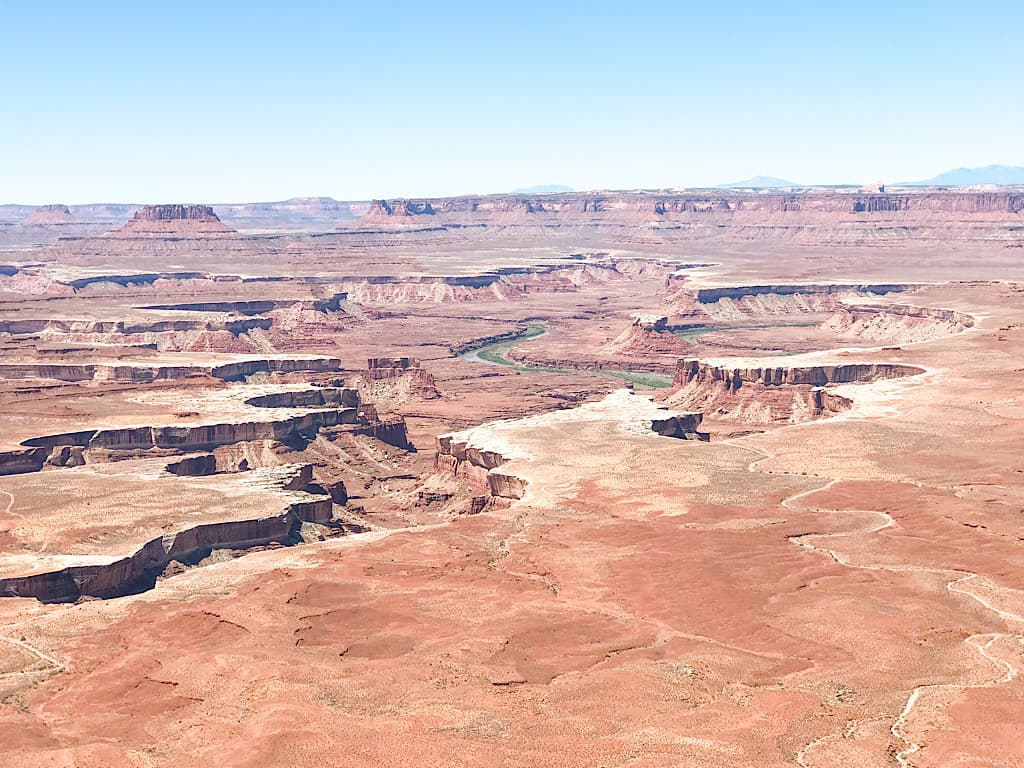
<box><xmin>3</xmin><ymin>1</ymin><xmax>1022</xmax><ymax>204</ymax></box>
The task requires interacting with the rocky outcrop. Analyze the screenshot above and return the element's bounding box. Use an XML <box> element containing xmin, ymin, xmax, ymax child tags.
<box><xmin>0</xmin><ymin>464</ymin><xmax>335</xmax><ymax>603</ymax></box>
<box><xmin>673</xmin><ymin>359</ymin><xmax>924</xmax><ymax>390</ymax></box>
<box><xmin>667</xmin><ymin>358</ymin><xmax>923</xmax><ymax>425</ymax></box>
<box><xmin>351</xmin><ymin>404</ymin><xmax>412</xmax><ymax>449</ymax></box>
<box><xmin>356</xmin><ymin>358</ymin><xmax>440</xmax><ymax>403</ymax></box>
<box><xmin>0</xmin><ymin>356</ymin><xmax>341</xmax><ymax>383</ymax></box>
<box><xmin>165</xmin><ymin>454</ymin><xmax>218</xmax><ymax>476</ymax></box>
<box><xmin>365</xmin><ymin>200</ymin><xmax>436</xmax><ymax>217</ymax></box>
<box><xmin>822</xmin><ymin>303</ymin><xmax>974</xmax><ymax>343</ymax></box>
<box><xmin>20</xmin><ymin>408</ymin><xmax>360</xmax><ymax>454</ymax></box>
<box><xmin>605</xmin><ymin>314</ymin><xmax>696</xmax><ymax>357</ymax></box>
<box><xmin>434</xmin><ymin>435</ymin><xmax>527</xmax><ymax>500</ymax></box>
<box><xmin>107</xmin><ymin>204</ymin><xmax>237</xmax><ymax>238</ymax></box>
<box><xmin>24</xmin><ymin>204</ymin><xmax>77</xmax><ymax>225</ymax></box>
<box><xmin>134</xmin><ymin>205</ymin><xmax>221</xmax><ymax>222</ymax></box>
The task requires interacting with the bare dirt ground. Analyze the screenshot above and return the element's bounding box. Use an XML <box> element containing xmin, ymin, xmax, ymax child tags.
<box><xmin>0</xmin><ymin>202</ymin><xmax>1022</xmax><ymax>766</ymax></box>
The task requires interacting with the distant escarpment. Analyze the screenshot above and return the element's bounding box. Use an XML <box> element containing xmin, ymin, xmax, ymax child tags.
<box><xmin>355</xmin><ymin>190</ymin><xmax>1024</xmax><ymax>244</ymax></box>
<box><xmin>666</xmin><ymin>358</ymin><xmax>925</xmax><ymax>425</ymax></box>
<box><xmin>107</xmin><ymin>204</ymin><xmax>237</xmax><ymax>238</ymax></box>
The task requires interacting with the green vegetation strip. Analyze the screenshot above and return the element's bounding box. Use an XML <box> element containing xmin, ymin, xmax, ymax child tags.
<box><xmin>466</xmin><ymin>322</ymin><xmax>673</xmax><ymax>388</ymax></box>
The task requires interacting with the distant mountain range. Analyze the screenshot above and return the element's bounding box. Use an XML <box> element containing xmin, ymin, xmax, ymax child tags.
<box><xmin>898</xmin><ymin>165</ymin><xmax>1024</xmax><ymax>186</ymax></box>
<box><xmin>714</xmin><ymin>176</ymin><xmax>801</xmax><ymax>189</ymax></box>
<box><xmin>510</xmin><ymin>184</ymin><xmax>575</xmax><ymax>195</ymax></box>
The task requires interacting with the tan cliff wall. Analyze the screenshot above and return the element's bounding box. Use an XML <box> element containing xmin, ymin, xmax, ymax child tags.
<box><xmin>672</xmin><ymin>359</ymin><xmax>925</xmax><ymax>390</ymax></box>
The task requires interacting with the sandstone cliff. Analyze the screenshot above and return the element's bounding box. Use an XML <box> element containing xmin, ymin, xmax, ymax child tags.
<box><xmin>107</xmin><ymin>204</ymin><xmax>237</xmax><ymax>238</ymax></box>
<box><xmin>666</xmin><ymin>358</ymin><xmax>924</xmax><ymax>425</ymax></box>
<box><xmin>355</xmin><ymin>190</ymin><xmax>1024</xmax><ymax>244</ymax></box>
<box><xmin>0</xmin><ymin>464</ymin><xmax>336</xmax><ymax>603</ymax></box>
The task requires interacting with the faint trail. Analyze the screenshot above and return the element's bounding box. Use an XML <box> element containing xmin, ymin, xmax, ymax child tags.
<box><xmin>0</xmin><ymin>634</ymin><xmax>65</xmax><ymax>680</ymax></box>
<box><xmin>1</xmin><ymin>488</ymin><xmax>15</xmax><ymax>517</ymax></box>
<box><xmin>724</xmin><ymin>436</ymin><xmax>1024</xmax><ymax>768</ymax></box>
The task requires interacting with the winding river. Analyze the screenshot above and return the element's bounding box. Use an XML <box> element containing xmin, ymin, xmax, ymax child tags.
<box><xmin>459</xmin><ymin>322</ymin><xmax>674</xmax><ymax>388</ymax></box>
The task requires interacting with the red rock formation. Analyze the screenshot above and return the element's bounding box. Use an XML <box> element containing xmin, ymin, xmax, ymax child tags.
<box><xmin>356</xmin><ymin>357</ymin><xmax>440</xmax><ymax>402</ymax></box>
<box><xmin>672</xmin><ymin>359</ymin><xmax>925</xmax><ymax>389</ymax></box>
<box><xmin>354</xmin><ymin>190</ymin><xmax>1024</xmax><ymax>245</ymax></box>
<box><xmin>0</xmin><ymin>463</ymin><xmax>335</xmax><ymax>603</ymax></box>
<box><xmin>606</xmin><ymin>314</ymin><xmax>695</xmax><ymax>357</ymax></box>
<box><xmin>108</xmin><ymin>204</ymin><xmax>237</xmax><ymax>238</ymax></box>
<box><xmin>666</xmin><ymin>358</ymin><xmax>923</xmax><ymax>425</ymax></box>
<box><xmin>24</xmin><ymin>204</ymin><xmax>77</xmax><ymax>225</ymax></box>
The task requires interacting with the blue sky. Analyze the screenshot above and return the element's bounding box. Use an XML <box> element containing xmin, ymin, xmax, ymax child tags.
<box><xmin>1</xmin><ymin>1</ymin><xmax>1021</xmax><ymax>203</ymax></box>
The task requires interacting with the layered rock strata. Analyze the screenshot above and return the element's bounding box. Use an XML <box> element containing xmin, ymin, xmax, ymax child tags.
<box><xmin>107</xmin><ymin>204</ymin><xmax>237</xmax><ymax>238</ymax></box>
<box><xmin>0</xmin><ymin>464</ymin><xmax>335</xmax><ymax>603</ymax></box>
<box><xmin>356</xmin><ymin>357</ymin><xmax>439</xmax><ymax>402</ymax></box>
<box><xmin>672</xmin><ymin>359</ymin><xmax>925</xmax><ymax>389</ymax></box>
<box><xmin>667</xmin><ymin>358</ymin><xmax>924</xmax><ymax>424</ymax></box>
<box><xmin>0</xmin><ymin>356</ymin><xmax>341</xmax><ymax>383</ymax></box>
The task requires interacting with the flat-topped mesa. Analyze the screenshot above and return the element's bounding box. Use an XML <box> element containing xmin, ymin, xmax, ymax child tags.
<box><xmin>673</xmin><ymin>359</ymin><xmax>925</xmax><ymax>390</ymax></box>
<box><xmin>134</xmin><ymin>204</ymin><xmax>221</xmax><ymax>222</ymax></box>
<box><xmin>0</xmin><ymin>463</ymin><xmax>336</xmax><ymax>603</ymax></box>
<box><xmin>108</xmin><ymin>204</ymin><xmax>236</xmax><ymax>238</ymax></box>
<box><xmin>24</xmin><ymin>204</ymin><xmax>77</xmax><ymax>225</ymax></box>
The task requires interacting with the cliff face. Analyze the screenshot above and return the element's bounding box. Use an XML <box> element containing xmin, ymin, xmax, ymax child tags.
<box><xmin>132</xmin><ymin>204</ymin><xmax>220</xmax><ymax>222</ymax></box>
<box><xmin>822</xmin><ymin>303</ymin><xmax>974</xmax><ymax>343</ymax></box>
<box><xmin>0</xmin><ymin>356</ymin><xmax>342</xmax><ymax>384</ymax></box>
<box><xmin>434</xmin><ymin>435</ymin><xmax>528</xmax><ymax>500</ymax></box>
<box><xmin>356</xmin><ymin>358</ymin><xmax>440</xmax><ymax>403</ymax></box>
<box><xmin>673</xmin><ymin>359</ymin><xmax>925</xmax><ymax>390</ymax></box>
<box><xmin>355</xmin><ymin>191</ymin><xmax>1024</xmax><ymax>244</ymax></box>
<box><xmin>0</xmin><ymin>463</ymin><xmax>336</xmax><ymax>603</ymax></box>
<box><xmin>20</xmin><ymin>408</ymin><xmax>361</xmax><ymax>454</ymax></box>
<box><xmin>666</xmin><ymin>358</ymin><xmax>924</xmax><ymax>425</ymax></box>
